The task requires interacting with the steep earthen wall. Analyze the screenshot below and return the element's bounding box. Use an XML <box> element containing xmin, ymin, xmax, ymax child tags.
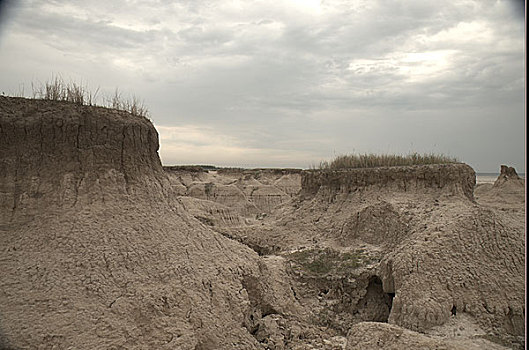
<box><xmin>301</xmin><ymin>164</ymin><xmax>476</xmax><ymax>200</ymax></box>
<box><xmin>0</xmin><ymin>96</ymin><xmax>164</xmax><ymax>221</ymax></box>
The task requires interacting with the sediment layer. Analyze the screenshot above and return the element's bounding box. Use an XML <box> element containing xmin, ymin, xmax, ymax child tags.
<box><xmin>0</xmin><ymin>96</ymin><xmax>164</xmax><ymax>220</ymax></box>
<box><xmin>301</xmin><ymin>164</ymin><xmax>476</xmax><ymax>200</ymax></box>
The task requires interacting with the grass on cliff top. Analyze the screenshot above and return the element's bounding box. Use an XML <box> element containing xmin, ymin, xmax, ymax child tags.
<box><xmin>318</xmin><ymin>153</ymin><xmax>459</xmax><ymax>170</ymax></box>
<box><xmin>13</xmin><ymin>75</ymin><xmax>149</xmax><ymax>119</ymax></box>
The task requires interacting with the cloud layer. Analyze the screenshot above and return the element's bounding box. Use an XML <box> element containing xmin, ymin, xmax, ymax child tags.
<box><xmin>0</xmin><ymin>0</ymin><xmax>525</xmax><ymax>171</ymax></box>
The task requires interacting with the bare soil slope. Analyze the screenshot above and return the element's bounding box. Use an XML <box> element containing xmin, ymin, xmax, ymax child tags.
<box><xmin>0</xmin><ymin>97</ymin><xmax>268</xmax><ymax>349</ymax></box>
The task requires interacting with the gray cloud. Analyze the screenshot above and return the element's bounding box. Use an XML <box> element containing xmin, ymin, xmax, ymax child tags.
<box><xmin>0</xmin><ymin>0</ymin><xmax>525</xmax><ymax>172</ymax></box>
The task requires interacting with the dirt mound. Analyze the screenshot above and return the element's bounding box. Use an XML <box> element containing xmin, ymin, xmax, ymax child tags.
<box><xmin>346</xmin><ymin>322</ymin><xmax>509</xmax><ymax>350</ymax></box>
<box><xmin>0</xmin><ymin>97</ymin><xmax>268</xmax><ymax>349</ymax></box>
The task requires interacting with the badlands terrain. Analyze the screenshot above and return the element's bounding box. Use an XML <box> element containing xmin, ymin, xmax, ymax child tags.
<box><xmin>0</xmin><ymin>96</ymin><xmax>525</xmax><ymax>349</ymax></box>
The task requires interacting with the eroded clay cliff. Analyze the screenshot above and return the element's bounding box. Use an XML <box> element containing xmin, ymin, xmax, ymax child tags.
<box><xmin>0</xmin><ymin>97</ymin><xmax>266</xmax><ymax>349</ymax></box>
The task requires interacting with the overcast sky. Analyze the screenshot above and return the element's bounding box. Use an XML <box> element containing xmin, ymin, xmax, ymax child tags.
<box><xmin>0</xmin><ymin>0</ymin><xmax>525</xmax><ymax>172</ymax></box>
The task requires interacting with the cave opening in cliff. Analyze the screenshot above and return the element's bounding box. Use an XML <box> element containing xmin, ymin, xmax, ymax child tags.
<box><xmin>356</xmin><ymin>276</ymin><xmax>394</xmax><ymax>323</ymax></box>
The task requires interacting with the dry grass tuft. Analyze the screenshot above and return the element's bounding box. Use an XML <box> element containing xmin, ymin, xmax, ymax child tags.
<box><xmin>28</xmin><ymin>75</ymin><xmax>149</xmax><ymax>119</ymax></box>
<box><xmin>318</xmin><ymin>153</ymin><xmax>459</xmax><ymax>170</ymax></box>
<box><xmin>105</xmin><ymin>88</ymin><xmax>149</xmax><ymax>119</ymax></box>
<box><xmin>31</xmin><ymin>75</ymin><xmax>99</xmax><ymax>106</ymax></box>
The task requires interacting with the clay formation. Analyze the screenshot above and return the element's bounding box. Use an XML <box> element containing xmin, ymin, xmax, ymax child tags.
<box><xmin>0</xmin><ymin>96</ymin><xmax>525</xmax><ymax>349</ymax></box>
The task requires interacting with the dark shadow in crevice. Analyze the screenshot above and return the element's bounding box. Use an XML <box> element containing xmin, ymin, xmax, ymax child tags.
<box><xmin>387</xmin><ymin>292</ymin><xmax>395</xmax><ymax>315</ymax></box>
<box><xmin>356</xmin><ymin>276</ymin><xmax>394</xmax><ymax>323</ymax></box>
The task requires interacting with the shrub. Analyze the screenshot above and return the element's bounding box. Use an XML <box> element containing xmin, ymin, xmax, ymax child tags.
<box><xmin>105</xmin><ymin>88</ymin><xmax>149</xmax><ymax>119</ymax></box>
<box><xmin>31</xmin><ymin>75</ymin><xmax>99</xmax><ymax>106</ymax></box>
<box><xmin>286</xmin><ymin>247</ymin><xmax>365</xmax><ymax>276</ymax></box>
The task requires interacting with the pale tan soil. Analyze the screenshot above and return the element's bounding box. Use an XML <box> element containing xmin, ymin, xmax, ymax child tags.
<box><xmin>168</xmin><ymin>166</ymin><xmax>524</xmax><ymax>349</ymax></box>
<box><xmin>0</xmin><ymin>96</ymin><xmax>525</xmax><ymax>349</ymax></box>
<box><xmin>0</xmin><ymin>97</ymin><xmax>264</xmax><ymax>349</ymax></box>
<box><xmin>346</xmin><ymin>321</ymin><xmax>511</xmax><ymax>350</ymax></box>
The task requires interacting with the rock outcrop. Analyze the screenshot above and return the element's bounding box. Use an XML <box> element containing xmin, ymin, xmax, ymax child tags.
<box><xmin>494</xmin><ymin>165</ymin><xmax>522</xmax><ymax>186</ymax></box>
<box><xmin>0</xmin><ymin>96</ymin><xmax>164</xmax><ymax>223</ymax></box>
<box><xmin>474</xmin><ymin>165</ymin><xmax>525</xmax><ymax>210</ymax></box>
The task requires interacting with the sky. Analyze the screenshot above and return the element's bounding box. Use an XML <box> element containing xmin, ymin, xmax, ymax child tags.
<box><xmin>0</xmin><ymin>0</ymin><xmax>525</xmax><ymax>172</ymax></box>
